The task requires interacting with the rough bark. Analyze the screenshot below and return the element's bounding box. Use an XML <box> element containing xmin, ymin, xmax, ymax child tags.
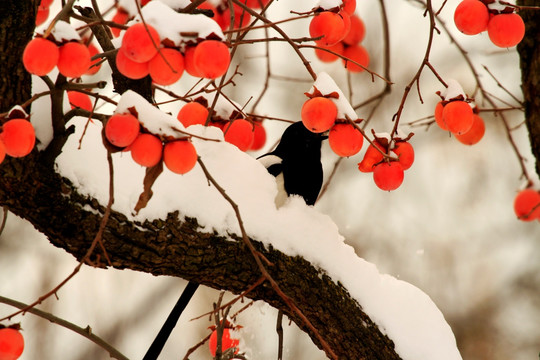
<box><xmin>0</xmin><ymin>0</ymin><xmax>37</xmax><ymax>112</ymax></box>
<box><xmin>517</xmin><ymin>0</ymin><xmax>540</xmax><ymax>178</ymax></box>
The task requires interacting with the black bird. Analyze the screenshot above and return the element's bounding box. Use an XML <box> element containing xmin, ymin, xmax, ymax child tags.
<box><xmin>258</xmin><ymin>121</ymin><xmax>327</xmax><ymax>206</ymax></box>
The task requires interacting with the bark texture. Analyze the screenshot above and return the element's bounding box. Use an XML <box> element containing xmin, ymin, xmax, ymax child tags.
<box><xmin>517</xmin><ymin>0</ymin><xmax>540</xmax><ymax>178</ymax></box>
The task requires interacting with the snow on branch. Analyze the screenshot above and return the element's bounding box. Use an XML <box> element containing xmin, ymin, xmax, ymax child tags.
<box><xmin>52</xmin><ymin>90</ymin><xmax>462</xmax><ymax>360</ymax></box>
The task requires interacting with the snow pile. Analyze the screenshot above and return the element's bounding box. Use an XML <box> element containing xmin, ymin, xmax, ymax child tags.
<box><xmin>439</xmin><ymin>78</ymin><xmax>468</xmax><ymax>101</ymax></box>
<box><xmin>123</xmin><ymin>1</ymin><xmax>225</xmax><ymax>46</ymax></box>
<box><xmin>316</xmin><ymin>0</ymin><xmax>343</xmax><ymax>10</ymax></box>
<box><xmin>53</xmin><ymin>88</ymin><xmax>462</xmax><ymax>360</ymax></box>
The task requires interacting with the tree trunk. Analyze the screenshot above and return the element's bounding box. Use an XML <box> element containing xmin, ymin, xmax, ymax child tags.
<box><xmin>0</xmin><ymin>0</ymin><xmax>36</xmax><ymax>112</ymax></box>
<box><xmin>517</xmin><ymin>0</ymin><xmax>540</xmax><ymax>178</ymax></box>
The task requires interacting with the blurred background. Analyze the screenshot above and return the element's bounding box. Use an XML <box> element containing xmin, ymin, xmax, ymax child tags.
<box><xmin>1</xmin><ymin>0</ymin><xmax>539</xmax><ymax>359</ymax></box>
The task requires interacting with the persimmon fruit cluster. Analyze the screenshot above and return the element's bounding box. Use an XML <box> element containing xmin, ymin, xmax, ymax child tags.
<box><xmin>434</xmin><ymin>100</ymin><xmax>485</xmax><ymax>145</ymax></box>
<box><xmin>358</xmin><ymin>139</ymin><xmax>415</xmax><ymax>191</ymax></box>
<box><xmin>176</xmin><ymin>101</ymin><xmax>263</xmax><ymax>152</ymax></box>
<box><xmin>22</xmin><ymin>37</ymin><xmax>92</xmax><ymax>78</ymax></box>
<box><xmin>311</xmin><ymin>1</ymin><xmax>370</xmax><ymax>73</ymax></box>
<box><xmin>117</xmin><ymin>23</ymin><xmax>231</xmax><ymax>83</ymax></box>
<box><xmin>454</xmin><ymin>0</ymin><xmax>525</xmax><ymax>48</ymax></box>
<box><xmin>0</xmin><ymin>326</ymin><xmax>24</xmax><ymax>360</ymax></box>
<box><xmin>104</xmin><ymin>112</ymin><xmax>198</xmax><ymax>174</ymax></box>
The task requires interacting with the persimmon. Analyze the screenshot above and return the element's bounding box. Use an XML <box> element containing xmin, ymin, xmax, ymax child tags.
<box><xmin>86</xmin><ymin>43</ymin><xmax>102</xmax><ymax>75</ymax></box>
<box><xmin>177</xmin><ymin>102</ymin><xmax>208</xmax><ymax>128</ymax></box>
<box><xmin>209</xmin><ymin>328</ymin><xmax>239</xmax><ymax>357</ymax></box>
<box><xmin>192</xmin><ymin>40</ymin><xmax>231</xmax><ymax>79</ymax></box>
<box><xmin>183</xmin><ymin>45</ymin><xmax>203</xmax><ymax>77</ymax></box>
<box><xmin>487</xmin><ymin>13</ymin><xmax>525</xmax><ymax>48</ymax></box>
<box><xmin>342</xmin><ymin>14</ymin><xmax>365</xmax><ymax>46</ymax></box>
<box><xmin>315</xmin><ymin>42</ymin><xmax>344</xmax><ymax>63</ymax></box>
<box><xmin>301</xmin><ymin>97</ymin><xmax>337</xmax><ymax>133</ymax></box>
<box><xmin>0</xmin><ymin>328</ymin><xmax>24</xmax><ymax>360</ymax></box>
<box><xmin>454</xmin><ymin>0</ymin><xmax>489</xmax><ymax>35</ymax></box>
<box><xmin>111</xmin><ymin>9</ymin><xmax>130</xmax><ymax>38</ymax></box>
<box><xmin>121</xmin><ymin>23</ymin><xmax>161</xmax><ymax>63</ymax></box>
<box><xmin>392</xmin><ymin>141</ymin><xmax>414</xmax><ymax>170</ymax></box>
<box><xmin>163</xmin><ymin>140</ymin><xmax>197</xmax><ymax>174</ymax></box>
<box><xmin>36</xmin><ymin>7</ymin><xmax>50</xmax><ymax>26</ymax></box>
<box><xmin>115</xmin><ymin>49</ymin><xmax>149</xmax><ymax>79</ymax></box>
<box><xmin>245</xmin><ymin>0</ymin><xmax>270</xmax><ymax>8</ymax></box>
<box><xmin>328</xmin><ymin>123</ymin><xmax>363</xmax><ymax>157</ymax></box>
<box><xmin>434</xmin><ymin>101</ymin><xmax>448</xmax><ymax>131</ymax></box>
<box><xmin>309</xmin><ymin>11</ymin><xmax>347</xmax><ymax>46</ymax></box>
<box><xmin>249</xmin><ymin>121</ymin><xmax>267</xmax><ymax>151</ymax></box>
<box><xmin>441</xmin><ymin>100</ymin><xmax>474</xmax><ymax>135</ymax></box>
<box><xmin>0</xmin><ymin>140</ymin><xmax>5</xmax><ymax>164</ymax></box>
<box><xmin>148</xmin><ymin>48</ymin><xmax>184</xmax><ymax>85</ymax></box>
<box><xmin>513</xmin><ymin>189</ymin><xmax>540</xmax><ymax>221</ymax></box>
<box><xmin>220</xmin><ymin>3</ymin><xmax>252</xmax><ymax>30</ymax></box>
<box><xmin>57</xmin><ymin>42</ymin><xmax>91</xmax><ymax>78</ymax></box>
<box><xmin>342</xmin><ymin>44</ymin><xmax>369</xmax><ymax>73</ymax></box>
<box><xmin>357</xmin><ymin>141</ymin><xmax>385</xmax><ymax>172</ymax></box>
<box><xmin>455</xmin><ymin>114</ymin><xmax>485</xmax><ymax>145</ymax></box>
<box><xmin>104</xmin><ymin>113</ymin><xmax>140</xmax><ymax>148</ymax></box>
<box><xmin>373</xmin><ymin>161</ymin><xmax>404</xmax><ymax>191</ymax></box>
<box><xmin>341</xmin><ymin>0</ymin><xmax>356</xmax><ymax>15</ymax></box>
<box><xmin>0</xmin><ymin>119</ymin><xmax>36</xmax><ymax>158</ymax></box>
<box><xmin>130</xmin><ymin>133</ymin><xmax>163</xmax><ymax>167</ymax></box>
<box><xmin>22</xmin><ymin>38</ymin><xmax>59</xmax><ymax>76</ymax></box>
<box><xmin>224</xmin><ymin>119</ymin><xmax>255</xmax><ymax>151</ymax></box>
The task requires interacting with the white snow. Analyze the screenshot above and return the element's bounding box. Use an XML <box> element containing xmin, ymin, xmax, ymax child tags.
<box><xmin>29</xmin><ymin>74</ymin><xmax>73</xmax><ymax>151</ymax></box>
<box><xmin>123</xmin><ymin>1</ymin><xmax>225</xmax><ymax>47</ymax></box>
<box><xmin>53</xmin><ymin>90</ymin><xmax>462</xmax><ymax>360</ymax></box>
<box><xmin>115</xmin><ymin>91</ymin><xmax>223</xmax><ymax>141</ymax></box>
<box><xmin>487</xmin><ymin>1</ymin><xmax>514</xmax><ymax>12</ymax></box>
<box><xmin>118</xmin><ymin>0</ymin><xmax>191</xmax><ymax>15</ymax></box>
<box><xmin>6</xmin><ymin>105</ymin><xmax>28</xmax><ymax>118</ymax></box>
<box><xmin>50</xmin><ymin>20</ymin><xmax>82</xmax><ymax>42</ymax></box>
<box><xmin>316</xmin><ymin>0</ymin><xmax>343</xmax><ymax>10</ymax></box>
<box><xmin>440</xmin><ymin>78</ymin><xmax>467</xmax><ymax>101</ymax></box>
<box><xmin>308</xmin><ymin>71</ymin><xmax>359</xmax><ymax>120</ymax></box>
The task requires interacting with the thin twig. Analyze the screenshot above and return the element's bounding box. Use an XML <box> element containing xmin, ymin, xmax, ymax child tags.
<box><xmin>0</xmin><ymin>295</ymin><xmax>129</xmax><ymax>360</ymax></box>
